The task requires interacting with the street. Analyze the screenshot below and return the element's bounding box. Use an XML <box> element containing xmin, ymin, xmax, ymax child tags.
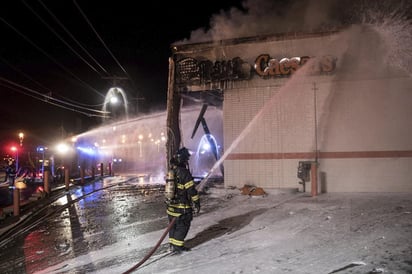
<box><xmin>1</xmin><ymin>175</ymin><xmax>411</xmax><ymax>274</ymax></box>
<box><xmin>0</xmin><ymin>176</ymin><xmax>168</xmax><ymax>273</ymax></box>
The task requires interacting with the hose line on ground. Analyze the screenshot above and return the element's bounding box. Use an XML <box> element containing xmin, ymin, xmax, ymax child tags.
<box><xmin>122</xmin><ymin>217</ymin><xmax>176</xmax><ymax>274</ymax></box>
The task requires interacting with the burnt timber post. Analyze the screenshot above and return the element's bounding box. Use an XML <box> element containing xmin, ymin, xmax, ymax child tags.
<box><xmin>166</xmin><ymin>57</ymin><xmax>181</xmax><ymax>169</ymax></box>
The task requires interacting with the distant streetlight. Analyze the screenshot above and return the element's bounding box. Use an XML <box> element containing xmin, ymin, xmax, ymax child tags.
<box><xmin>102</xmin><ymin>87</ymin><xmax>129</xmax><ymax>121</ymax></box>
<box><xmin>155</xmin><ymin>140</ymin><xmax>160</xmax><ymax>152</ymax></box>
<box><xmin>18</xmin><ymin>132</ymin><xmax>24</xmax><ymax>147</ymax></box>
<box><xmin>55</xmin><ymin>142</ymin><xmax>71</xmax><ymax>172</ymax></box>
<box><xmin>56</xmin><ymin>143</ymin><xmax>70</xmax><ymax>155</ymax></box>
<box><xmin>55</xmin><ymin>142</ymin><xmax>71</xmax><ymax>187</ymax></box>
<box><xmin>110</xmin><ymin>95</ymin><xmax>119</xmax><ymax>104</ymax></box>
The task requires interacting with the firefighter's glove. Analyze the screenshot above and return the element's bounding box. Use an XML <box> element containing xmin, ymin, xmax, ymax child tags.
<box><xmin>194</xmin><ymin>202</ymin><xmax>201</xmax><ymax>215</ymax></box>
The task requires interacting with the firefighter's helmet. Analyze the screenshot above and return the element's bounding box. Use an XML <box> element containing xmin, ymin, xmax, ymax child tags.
<box><xmin>175</xmin><ymin>147</ymin><xmax>191</xmax><ymax>165</ymax></box>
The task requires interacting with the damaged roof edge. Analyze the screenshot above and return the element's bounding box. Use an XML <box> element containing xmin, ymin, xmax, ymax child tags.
<box><xmin>170</xmin><ymin>28</ymin><xmax>345</xmax><ymax>54</ymax></box>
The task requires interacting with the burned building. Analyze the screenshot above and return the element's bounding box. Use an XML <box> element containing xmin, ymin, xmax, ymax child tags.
<box><xmin>166</xmin><ymin>26</ymin><xmax>412</xmax><ymax>193</ymax></box>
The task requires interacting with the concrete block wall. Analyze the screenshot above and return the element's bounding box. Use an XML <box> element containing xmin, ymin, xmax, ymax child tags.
<box><xmin>223</xmin><ymin>76</ymin><xmax>412</xmax><ymax>192</ymax></box>
<box><xmin>223</xmin><ymin>78</ymin><xmax>318</xmax><ymax>189</ymax></box>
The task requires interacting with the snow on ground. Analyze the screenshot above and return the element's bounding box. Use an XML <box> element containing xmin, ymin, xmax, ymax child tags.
<box><xmin>35</xmin><ymin>184</ymin><xmax>412</xmax><ymax>274</ymax></box>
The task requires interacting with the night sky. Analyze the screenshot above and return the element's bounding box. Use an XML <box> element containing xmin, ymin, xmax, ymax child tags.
<box><xmin>0</xmin><ymin>0</ymin><xmax>245</xmax><ymax>150</ymax></box>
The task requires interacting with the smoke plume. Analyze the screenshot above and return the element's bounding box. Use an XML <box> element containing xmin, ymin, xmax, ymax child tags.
<box><xmin>176</xmin><ymin>0</ymin><xmax>412</xmax><ymax>44</ymax></box>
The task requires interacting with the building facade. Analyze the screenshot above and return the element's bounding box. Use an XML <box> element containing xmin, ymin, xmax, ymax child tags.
<box><xmin>167</xmin><ymin>25</ymin><xmax>412</xmax><ymax>192</ymax></box>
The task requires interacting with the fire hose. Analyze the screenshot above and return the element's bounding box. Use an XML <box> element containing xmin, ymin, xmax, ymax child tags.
<box><xmin>122</xmin><ymin>217</ymin><xmax>176</xmax><ymax>274</ymax></box>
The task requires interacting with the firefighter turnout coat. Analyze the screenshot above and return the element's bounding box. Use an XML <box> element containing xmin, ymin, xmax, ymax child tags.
<box><xmin>166</xmin><ymin>165</ymin><xmax>200</xmax><ymax>217</ymax></box>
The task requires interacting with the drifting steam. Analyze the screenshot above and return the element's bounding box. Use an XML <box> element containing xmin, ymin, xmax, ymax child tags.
<box><xmin>176</xmin><ymin>0</ymin><xmax>411</xmax><ymax>74</ymax></box>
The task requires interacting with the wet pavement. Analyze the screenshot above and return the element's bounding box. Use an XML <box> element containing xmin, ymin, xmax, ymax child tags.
<box><xmin>0</xmin><ymin>176</ymin><xmax>168</xmax><ymax>274</ymax></box>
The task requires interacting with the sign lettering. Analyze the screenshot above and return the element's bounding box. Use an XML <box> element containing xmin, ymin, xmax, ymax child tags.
<box><xmin>254</xmin><ymin>54</ymin><xmax>336</xmax><ymax>77</ymax></box>
<box><xmin>175</xmin><ymin>54</ymin><xmax>337</xmax><ymax>85</ymax></box>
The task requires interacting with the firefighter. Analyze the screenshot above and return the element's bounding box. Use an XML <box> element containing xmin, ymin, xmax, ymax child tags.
<box><xmin>166</xmin><ymin>147</ymin><xmax>200</xmax><ymax>254</ymax></box>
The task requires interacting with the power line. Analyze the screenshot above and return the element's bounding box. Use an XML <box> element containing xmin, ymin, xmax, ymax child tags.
<box><xmin>37</xmin><ymin>0</ymin><xmax>111</xmax><ymax>77</ymax></box>
<box><xmin>73</xmin><ymin>0</ymin><xmax>129</xmax><ymax>77</ymax></box>
<box><xmin>1</xmin><ymin>2</ymin><xmax>142</xmax><ymax>118</ymax></box>
<box><xmin>54</xmin><ymin>94</ymin><xmax>105</xmax><ymax>108</ymax></box>
<box><xmin>0</xmin><ymin>15</ymin><xmax>105</xmax><ymax>99</ymax></box>
<box><xmin>0</xmin><ymin>76</ymin><xmax>109</xmax><ymax>118</ymax></box>
<box><xmin>22</xmin><ymin>0</ymin><xmax>105</xmax><ymax>78</ymax></box>
<box><xmin>0</xmin><ymin>55</ymin><xmax>104</xmax><ymax>108</ymax></box>
<box><xmin>73</xmin><ymin>0</ymin><xmax>140</xmax><ymax>92</ymax></box>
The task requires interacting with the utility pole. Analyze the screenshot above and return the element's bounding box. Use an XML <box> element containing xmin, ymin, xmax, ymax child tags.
<box><xmin>312</xmin><ymin>82</ymin><xmax>319</xmax><ymax>163</ymax></box>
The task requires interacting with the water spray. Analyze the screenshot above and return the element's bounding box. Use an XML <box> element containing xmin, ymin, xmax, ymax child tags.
<box><xmin>196</xmin><ymin>60</ymin><xmax>317</xmax><ymax>192</ymax></box>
